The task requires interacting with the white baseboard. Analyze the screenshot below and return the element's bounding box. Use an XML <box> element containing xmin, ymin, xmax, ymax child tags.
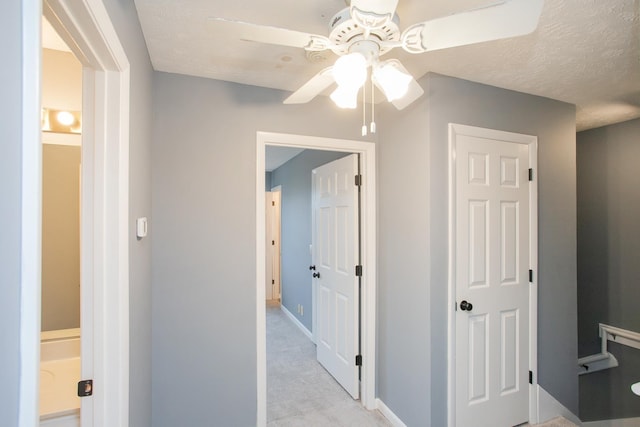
<box><xmin>537</xmin><ymin>385</ymin><xmax>582</xmax><ymax>425</ymax></box>
<box><xmin>281</xmin><ymin>304</ymin><xmax>313</xmax><ymax>341</ymax></box>
<box><xmin>583</xmin><ymin>418</ymin><xmax>640</xmax><ymax>427</ymax></box>
<box><xmin>376</xmin><ymin>398</ymin><xmax>408</xmax><ymax>427</ymax></box>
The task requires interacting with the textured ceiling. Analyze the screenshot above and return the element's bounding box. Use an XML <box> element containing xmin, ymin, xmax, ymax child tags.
<box><xmin>134</xmin><ymin>0</ymin><xmax>640</xmax><ymax>131</ymax></box>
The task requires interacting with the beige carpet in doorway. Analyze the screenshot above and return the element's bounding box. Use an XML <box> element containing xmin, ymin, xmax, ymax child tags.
<box><xmin>266</xmin><ymin>301</ymin><xmax>390</xmax><ymax>426</ymax></box>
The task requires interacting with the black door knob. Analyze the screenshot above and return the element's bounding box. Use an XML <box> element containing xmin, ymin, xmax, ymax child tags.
<box><xmin>313</xmin><ymin>272</ymin><xmax>320</xmax><ymax>278</ymax></box>
<box><xmin>309</xmin><ymin>265</ymin><xmax>316</xmax><ymax>271</ymax></box>
<box><xmin>460</xmin><ymin>300</ymin><xmax>473</xmax><ymax>311</ymax></box>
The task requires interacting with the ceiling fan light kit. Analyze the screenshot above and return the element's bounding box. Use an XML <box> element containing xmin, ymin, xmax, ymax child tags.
<box><xmin>211</xmin><ymin>0</ymin><xmax>544</xmax><ymax>131</ymax></box>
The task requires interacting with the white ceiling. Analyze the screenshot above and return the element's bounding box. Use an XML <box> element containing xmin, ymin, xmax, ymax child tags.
<box><xmin>134</xmin><ymin>0</ymin><xmax>640</xmax><ymax>131</ymax></box>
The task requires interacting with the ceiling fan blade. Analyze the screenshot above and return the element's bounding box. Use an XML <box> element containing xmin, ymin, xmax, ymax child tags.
<box><xmin>283</xmin><ymin>67</ymin><xmax>336</xmax><ymax>104</ymax></box>
<box><xmin>209</xmin><ymin>17</ymin><xmax>333</xmax><ymax>51</ymax></box>
<box><xmin>401</xmin><ymin>0</ymin><xmax>544</xmax><ymax>53</ymax></box>
<box><xmin>372</xmin><ymin>60</ymin><xmax>424</xmax><ymax>110</ymax></box>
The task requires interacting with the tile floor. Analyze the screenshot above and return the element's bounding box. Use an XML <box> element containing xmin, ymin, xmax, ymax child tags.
<box><xmin>266</xmin><ymin>301</ymin><xmax>391</xmax><ymax>427</ymax></box>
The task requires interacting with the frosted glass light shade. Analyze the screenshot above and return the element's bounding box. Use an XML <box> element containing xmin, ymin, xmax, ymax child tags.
<box><xmin>330</xmin><ymin>86</ymin><xmax>359</xmax><ymax>109</ymax></box>
<box><xmin>332</xmin><ymin>53</ymin><xmax>367</xmax><ymax>89</ymax></box>
<box><xmin>632</xmin><ymin>382</ymin><xmax>640</xmax><ymax>396</ymax></box>
<box><xmin>373</xmin><ymin>60</ymin><xmax>412</xmax><ymax>102</ymax></box>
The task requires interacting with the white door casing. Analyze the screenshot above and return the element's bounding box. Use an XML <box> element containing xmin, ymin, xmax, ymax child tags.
<box><xmin>256</xmin><ymin>132</ymin><xmax>377</xmax><ymax>426</ymax></box>
<box><xmin>313</xmin><ymin>154</ymin><xmax>360</xmax><ymax>399</ymax></box>
<box><xmin>449</xmin><ymin>124</ymin><xmax>538</xmax><ymax>427</ymax></box>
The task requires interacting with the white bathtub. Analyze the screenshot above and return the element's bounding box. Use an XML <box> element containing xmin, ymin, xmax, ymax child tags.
<box><xmin>40</xmin><ymin>328</ymin><xmax>81</xmax><ymax>427</ymax></box>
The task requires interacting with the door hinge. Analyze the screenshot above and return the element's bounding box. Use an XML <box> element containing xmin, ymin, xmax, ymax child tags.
<box><xmin>272</xmin><ymin>240</ymin><xmax>275</xmax><ymax>246</ymax></box>
<box><xmin>355</xmin><ymin>174</ymin><xmax>362</xmax><ymax>187</ymax></box>
<box><xmin>529</xmin><ymin>370</ymin><xmax>533</xmax><ymax>384</ymax></box>
<box><xmin>272</xmin><ymin>279</ymin><xmax>275</xmax><ymax>285</ymax></box>
<box><xmin>355</xmin><ymin>355</ymin><xmax>362</xmax><ymax>366</ymax></box>
<box><xmin>529</xmin><ymin>269</ymin><xmax>533</xmax><ymax>283</ymax></box>
<box><xmin>78</xmin><ymin>379</ymin><xmax>93</xmax><ymax>397</ymax></box>
<box><xmin>272</xmin><ymin>200</ymin><xmax>275</xmax><ymax>206</ymax></box>
<box><xmin>355</xmin><ymin>265</ymin><xmax>363</xmax><ymax>277</ymax></box>
<box><xmin>528</xmin><ymin>168</ymin><xmax>534</xmax><ymax>181</ymax></box>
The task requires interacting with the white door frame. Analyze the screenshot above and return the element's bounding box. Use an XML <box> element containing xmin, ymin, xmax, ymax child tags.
<box><xmin>20</xmin><ymin>0</ymin><xmax>130</xmax><ymax>426</ymax></box>
<box><xmin>256</xmin><ymin>132</ymin><xmax>377</xmax><ymax>426</ymax></box>
<box><xmin>447</xmin><ymin>123</ymin><xmax>538</xmax><ymax>426</ymax></box>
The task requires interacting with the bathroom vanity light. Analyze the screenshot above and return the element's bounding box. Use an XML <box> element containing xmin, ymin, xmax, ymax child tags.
<box><xmin>42</xmin><ymin>108</ymin><xmax>82</xmax><ymax>134</ymax></box>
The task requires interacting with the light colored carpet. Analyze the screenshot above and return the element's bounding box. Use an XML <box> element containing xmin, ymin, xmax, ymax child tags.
<box><xmin>266</xmin><ymin>301</ymin><xmax>390</xmax><ymax>427</ymax></box>
<box><xmin>267</xmin><ymin>301</ymin><xmax>579</xmax><ymax>427</ymax></box>
<box><xmin>527</xmin><ymin>417</ymin><xmax>579</xmax><ymax>427</ymax></box>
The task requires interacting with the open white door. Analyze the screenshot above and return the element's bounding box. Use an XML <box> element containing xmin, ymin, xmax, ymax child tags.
<box><xmin>265</xmin><ymin>190</ymin><xmax>281</xmax><ymax>300</ymax></box>
<box><xmin>312</xmin><ymin>154</ymin><xmax>360</xmax><ymax>399</ymax></box>
<box><xmin>452</xmin><ymin>126</ymin><xmax>535</xmax><ymax>427</ymax></box>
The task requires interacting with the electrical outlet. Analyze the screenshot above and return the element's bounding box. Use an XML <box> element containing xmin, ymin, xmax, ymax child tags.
<box><xmin>300</xmin><ymin>305</ymin><xmax>304</xmax><ymax>316</ymax></box>
<box><xmin>297</xmin><ymin>304</ymin><xmax>300</xmax><ymax>314</ymax></box>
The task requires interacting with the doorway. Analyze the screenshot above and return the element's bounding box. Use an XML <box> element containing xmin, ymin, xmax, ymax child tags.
<box><xmin>40</xmin><ymin>24</ymin><xmax>83</xmax><ymax>421</ymax></box>
<box><xmin>448</xmin><ymin>123</ymin><xmax>538</xmax><ymax>426</ymax></box>
<box><xmin>20</xmin><ymin>0</ymin><xmax>130</xmax><ymax>425</ymax></box>
<box><xmin>256</xmin><ymin>132</ymin><xmax>377</xmax><ymax>426</ymax></box>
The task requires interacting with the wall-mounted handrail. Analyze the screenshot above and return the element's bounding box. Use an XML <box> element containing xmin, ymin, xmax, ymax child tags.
<box><xmin>578</xmin><ymin>323</ymin><xmax>640</xmax><ymax>375</ymax></box>
<box><xmin>599</xmin><ymin>323</ymin><xmax>640</xmax><ymax>351</ymax></box>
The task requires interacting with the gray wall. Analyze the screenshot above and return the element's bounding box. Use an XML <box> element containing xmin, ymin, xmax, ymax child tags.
<box><xmin>151</xmin><ymin>71</ymin><xmax>373</xmax><ymax>426</ymax></box>
<box><xmin>376</xmin><ymin>85</ymin><xmax>432</xmax><ymax>426</ymax></box>
<box><xmin>41</xmin><ymin>144</ymin><xmax>81</xmax><ymax>331</ymax></box>
<box><xmin>377</xmin><ymin>73</ymin><xmax>578</xmax><ymax>425</ymax></box>
<box><xmin>100</xmin><ymin>1</ymin><xmax>155</xmax><ymax>425</ymax></box>
<box><xmin>270</xmin><ymin>150</ymin><xmax>349</xmax><ymax>331</ymax></box>
<box><xmin>0</xmin><ymin>1</ymin><xmax>25</xmax><ymax>424</ymax></box>
<box><xmin>265</xmin><ymin>171</ymin><xmax>272</xmax><ymax>191</ymax></box>
<box><xmin>577</xmin><ymin>118</ymin><xmax>640</xmax><ymax>421</ymax></box>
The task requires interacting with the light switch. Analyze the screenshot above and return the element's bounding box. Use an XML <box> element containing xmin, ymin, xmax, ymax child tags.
<box><xmin>136</xmin><ymin>217</ymin><xmax>148</xmax><ymax>238</ymax></box>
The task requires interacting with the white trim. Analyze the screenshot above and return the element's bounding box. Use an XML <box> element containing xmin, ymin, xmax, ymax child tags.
<box><xmin>31</xmin><ymin>1</ymin><xmax>131</xmax><ymax>426</ymax></box>
<box><xmin>19</xmin><ymin>0</ymin><xmax>43</xmax><ymax>425</ymax></box>
<box><xmin>536</xmin><ymin>385</ymin><xmax>581</xmax><ymax>426</ymax></box>
<box><xmin>376</xmin><ymin>399</ymin><xmax>408</xmax><ymax>427</ymax></box>
<box><xmin>280</xmin><ymin>304</ymin><xmax>313</xmax><ymax>341</ymax></box>
<box><xmin>256</xmin><ymin>132</ymin><xmax>377</xmax><ymax>426</ymax></box>
<box><xmin>584</xmin><ymin>418</ymin><xmax>640</xmax><ymax>427</ymax></box>
<box><xmin>447</xmin><ymin>123</ymin><xmax>538</xmax><ymax>427</ymax></box>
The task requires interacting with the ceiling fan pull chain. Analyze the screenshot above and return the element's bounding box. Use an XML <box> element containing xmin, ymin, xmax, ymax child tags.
<box><xmin>370</xmin><ymin>77</ymin><xmax>376</xmax><ymax>134</ymax></box>
<box><xmin>362</xmin><ymin>80</ymin><xmax>367</xmax><ymax>136</ymax></box>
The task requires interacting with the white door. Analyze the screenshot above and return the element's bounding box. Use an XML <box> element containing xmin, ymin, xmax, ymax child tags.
<box><xmin>271</xmin><ymin>188</ymin><xmax>281</xmax><ymax>299</ymax></box>
<box><xmin>313</xmin><ymin>154</ymin><xmax>360</xmax><ymax>399</ymax></box>
<box><xmin>265</xmin><ymin>190</ymin><xmax>281</xmax><ymax>300</ymax></box>
<box><xmin>453</xmin><ymin>128</ymin><xmax>532</xmax><ymax>427</ymax></box>
<box><xmin>265</xmin><ymin>192</ymin><xmax>274</xmax><ymax>300</ymax></box>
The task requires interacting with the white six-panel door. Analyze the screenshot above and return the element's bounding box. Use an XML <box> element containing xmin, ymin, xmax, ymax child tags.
<box><xmin>313</xmin><ymin>154</ymin><xmax>360</xmax><ymax>399</ymax></box>
<box><xmin>453</xmin><ymin>127</ymin><xmax>534</xmax><ymax>427</ymax></box>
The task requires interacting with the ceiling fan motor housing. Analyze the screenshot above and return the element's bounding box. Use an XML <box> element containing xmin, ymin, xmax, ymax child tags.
<box><xmin>328</xmin><ymin>7</ymin><xmax>400</xmax><ymax>56</ymax></box>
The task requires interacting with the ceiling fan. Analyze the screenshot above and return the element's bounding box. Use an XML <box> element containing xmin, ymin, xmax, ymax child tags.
<box><xmin>210</xmin><ymin>0</ymin><xmax>543</xmax><ymax>111</ymax></box>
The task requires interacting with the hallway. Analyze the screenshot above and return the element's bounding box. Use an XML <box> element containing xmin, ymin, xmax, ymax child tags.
<box><xmin>266</xmin><ymin>301</ymin><xmax>390</xmax><ymax>426</ymax></box>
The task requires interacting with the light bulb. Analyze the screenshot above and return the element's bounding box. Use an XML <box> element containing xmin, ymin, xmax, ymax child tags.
<box><xmin>372</xmin><ymin>60</ymin><xmax>412</xmax><ymax>102</ymax></box>
<box><xmin>56</xmin><ymin>111</ymin><xmax>75</xmax><ymax>126</ymax></box>
<box><xmin>332</xmin><ymin>53</ymin><xmax>367</xmax><ymax>89</ymax></box>
<box><xmin>330</xmin><ymin>86</ymin><xmax>359</xmax><ymax>109</ymax></box>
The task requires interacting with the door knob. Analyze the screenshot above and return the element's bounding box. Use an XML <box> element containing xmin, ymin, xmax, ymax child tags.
<box><xmin>313</xmin><ymin>272</ymin><xmax>320</xmax><ymax>278</ymax></box>
<box><xmin>460</xmin><ymin>300</ymin><xmax>473</xmax><ymax>311</ymax></box>
<box><xmin>309</xmin><ymin>265</ymin><xmax>316</xmax><ymax>271</ymax></box>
